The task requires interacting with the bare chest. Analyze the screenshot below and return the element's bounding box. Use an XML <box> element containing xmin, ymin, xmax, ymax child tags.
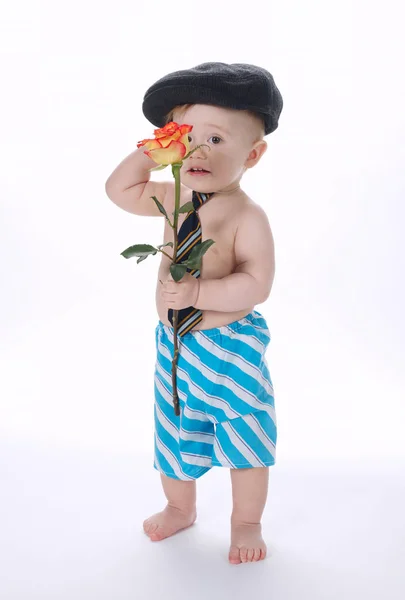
<box><xmin>161</xmin><ymin>191</ymin><xmax>241</xmax><ymax>278</ymax></box>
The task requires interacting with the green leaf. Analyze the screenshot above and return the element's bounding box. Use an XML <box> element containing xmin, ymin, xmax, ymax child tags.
<box><xmin>151</xmin><ymin>196</ymin><xmax>168</xmax><ymax>219</ymax></box>
<box><xmin>151</xmin><ymin>196</ymin><xmax>173</xmax><ymax>228</ymax></box>
<box><xmin>177</xmin><ymin>201</ymin><xmax>195</xmax><ymax>214</ymax></box>
<box><xmin>185</xmin><ymin>239</ymin><xmax>215</xmax><ymax>269</ymax></box>
<box><xmin>170</xmin><ymin>262</ymin><xmax>188</xmax><ymax>282</ymax></box>
<box><xmin>120</xmin><ymin>244</ymin><xmax>158</xmax><ymax>259</ymax></box>
<box><xmin>157</xmin><ymin>242</ymin><xmax>173</xmax><ymax>259</ymax></box>
<box><xmin>136</xmin><ymin>255</ymin><xmax>148</xmax><ymax>264</ymax></box>
<box><xmin>148</xmin><ymin>164</ymin><xmax>168</xmax><ymax>172</ymax></box>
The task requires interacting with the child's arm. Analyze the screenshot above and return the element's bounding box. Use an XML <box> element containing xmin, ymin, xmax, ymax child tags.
<box><xmin>195</xmin><ymin>204</ymin><xmax>275</xmax><ymax>311</ymax></box>
<box><xmin>105</xmin><ymin>147</ymin><xmax>168</xmax><ymax>217</ymax></box>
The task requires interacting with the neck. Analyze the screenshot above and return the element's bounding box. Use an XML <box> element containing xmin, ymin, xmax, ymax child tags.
<box><xmin>208</xmin><ymin>184</ymin><xmax>241</xmax><ymax>195</ymax></box>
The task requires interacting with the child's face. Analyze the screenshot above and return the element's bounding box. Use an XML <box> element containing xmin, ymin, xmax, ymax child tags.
<box><xmin>173</xmin><ymin>104</ymin><xmax>266</xmax><ymax>192</ymax></box>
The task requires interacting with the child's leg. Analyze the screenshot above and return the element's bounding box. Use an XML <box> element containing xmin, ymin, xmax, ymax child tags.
<box><xmin>143</xmin><ymin>474</ymin><xmax>197</xmax><ymax>542</ymax></box>
<box><xmin>229</xmin><ymin>466</ymin><xmax>269</xmax><ymax>564</ymax></box>
<box><xmin>162</xmin><ymin>473</ymin><xmax>197</xmax><ymax>511</ymax></box>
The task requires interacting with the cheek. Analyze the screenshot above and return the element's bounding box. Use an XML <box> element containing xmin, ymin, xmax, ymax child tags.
<box><xmin>214</xmin><ymin>152</ymin><xmax>233</xmax><ymax>167</ymax></box>
<box><xmin>225</xmin><ymin>156</ymin><xmax>243</xmax><ymax>172</ymax></box>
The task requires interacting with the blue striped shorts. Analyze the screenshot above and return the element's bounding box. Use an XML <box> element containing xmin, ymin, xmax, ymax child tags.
<box><xmin>153</xmin><ymin>310</ymin><xmax>277</xmax><ymax>480</ymax></box>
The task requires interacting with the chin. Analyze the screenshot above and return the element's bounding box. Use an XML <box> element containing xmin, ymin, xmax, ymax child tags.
<box><xmin>183</xmin><ymin>174</ymin><xmax>214</xmax><ymax>190</ymax></box>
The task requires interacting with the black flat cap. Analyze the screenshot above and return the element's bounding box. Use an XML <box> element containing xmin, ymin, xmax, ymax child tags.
<box><xmin>142</xmin><ymin>62</ymin><xmax>283</xmax><ymax>136</ymax></box>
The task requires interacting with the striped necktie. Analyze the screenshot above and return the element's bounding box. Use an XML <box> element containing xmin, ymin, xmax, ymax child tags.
<box><xmin>168</xmin><ymin>189</ymin><xmax>215</xmax><ymax>336</ymax></box>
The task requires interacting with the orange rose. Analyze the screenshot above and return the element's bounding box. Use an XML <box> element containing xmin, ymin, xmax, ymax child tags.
<box><xmin>137</xmin><ymin>122</ymin><xmax>193</xmax><ymax>165</ymax></box>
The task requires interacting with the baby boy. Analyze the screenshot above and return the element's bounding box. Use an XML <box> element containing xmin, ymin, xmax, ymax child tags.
<box><xmin>105</xmin><ymin>62</ymin><xmax>283</xmax><ymax>564</ymax></box>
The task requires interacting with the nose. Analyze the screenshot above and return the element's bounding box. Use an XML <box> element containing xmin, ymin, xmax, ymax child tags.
<box><xmin>189</xmin><ymin>142</ymin><xmax>210</xmax><ymax>159</ymax></box>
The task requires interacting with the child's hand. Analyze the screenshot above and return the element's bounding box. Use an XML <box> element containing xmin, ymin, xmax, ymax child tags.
<box><xmin>160</xmin><ymin>272</ymin><xmax>200</xmax><ymax>310</ymax></box>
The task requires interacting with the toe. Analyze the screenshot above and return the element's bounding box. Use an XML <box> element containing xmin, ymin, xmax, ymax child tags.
<box><xmin>239</xmin><ymin>547</ymin><xmax>248</xmax><ymax>563</ymax></box>
<box><xmin>260</xmin><ymin>547</ymin><xmax>267</xmax><ymax>560</ymax></box>
<box><xmin>143</xmin><ymin>521</ymin><xmax>158</xmax><ymax>536</ymax></box>
<box><xmin>247</xmin><ymin>548</ymin><xmax>255</xmax><ymax>562</ymax></box>
<box><xmin>143</xmin><ymin>520</ymin><xmax>151</xmax><ymax>534</ymax></box>
<box><xmin>149</xmin><ymin>527</ymin><xmax>166</xmax><ymax>541</ymax></box>
<box><xmin>253</xmin><ymin>548</ymin><xmax>261</xmax><ymax>561</ymax></box>
<box><xmin>229</xmin><ymin>545</ymin><xmax>241</xmax><ymax>564</ymax></box>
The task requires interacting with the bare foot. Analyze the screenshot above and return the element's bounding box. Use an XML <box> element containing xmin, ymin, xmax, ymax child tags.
<box><xmin>229</xmin><ymin>521</ymin><xmax>267</xmax><ymax>564</ymax></box>
<box><xmin>143</xmin><ymin>505</ymin><xmax>197</xmax><ymax>542</ymax></box>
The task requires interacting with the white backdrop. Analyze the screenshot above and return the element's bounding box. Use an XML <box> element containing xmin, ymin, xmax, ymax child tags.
<box><xmin>1</xmin><ymin>1</ymin><xmax>404</xmax><ymax>598</ymax></box>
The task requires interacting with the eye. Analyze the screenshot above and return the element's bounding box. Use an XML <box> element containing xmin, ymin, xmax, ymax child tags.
<box><xmin>187</xmin><ymin>135</ymin><xmax>222</xmax><ymax>144</ymax></box>
<box><xmin>209</xmin><ymin>136</ymin><xmax>222</xmax><ymax>145</ymax></box>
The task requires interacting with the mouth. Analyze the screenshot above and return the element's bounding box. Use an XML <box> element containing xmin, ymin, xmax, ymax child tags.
<box><xmin>187</xmin><ymin>168</ymin><xmax>211</xmax><ymax>176</ymax></box>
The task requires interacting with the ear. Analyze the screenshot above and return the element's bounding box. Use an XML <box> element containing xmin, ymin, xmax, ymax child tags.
<box><xmin>244</xmin><ymin>140</ymin><xmax>268</xmax><ymax>169</ymax></box>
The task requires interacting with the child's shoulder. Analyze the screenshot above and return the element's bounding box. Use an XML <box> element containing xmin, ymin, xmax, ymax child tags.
<box><xmin>237</xmin><ymin>194</ymin><xmax>271</xmax><ymax>224</ymax></box>
<box><xmin>234</xmin><ymin>197</ymin><xmax>274</xmax><ymax>246</ymax></box>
